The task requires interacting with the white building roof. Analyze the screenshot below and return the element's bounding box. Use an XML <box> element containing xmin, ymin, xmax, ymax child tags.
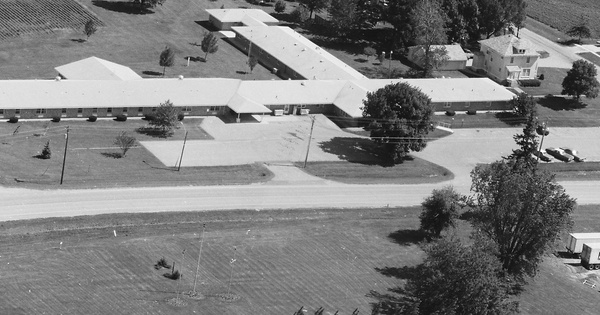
<box><xmin>54</xmin><ymin>56</ymin><xmax>142</xmax><ymax>81</ymax></box>
<box><xmin>206</xmin><ymin>9</ymin><xmax>279</xmax><ymax>24</ymax></box>
<box><xmin>0</xmin><ymin>78</ymin><xmax>241</xmax><ymax>109</ymax></box>
<box><xmin>480</xmin><ymin>34</ymin><xmax>539</xmax><ymax>56</ymax></box>
<box><xmin>236</xmin><ymin>80</ymin><xmax>346</xmax><ymax>105</ymax></box>
<box><xmin>232</xmin><ymin>26</ymin><xmax>368</xmax><ymax>81</ymax></box>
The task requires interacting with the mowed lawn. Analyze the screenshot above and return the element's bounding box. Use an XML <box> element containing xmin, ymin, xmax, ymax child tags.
<box><xmin>0</xmin><ymin>0</ymin><xmax>289</xmax><ymax>80</ymax></box>
<box><xmin>0</xmin><ymin>118</ymin><xmax>273</xmax><ymax>188</ymax></box>
<box><xmin>1</xmin><ymin>206</ymin><xmax>600</xmax><ymax>314</ymax></box>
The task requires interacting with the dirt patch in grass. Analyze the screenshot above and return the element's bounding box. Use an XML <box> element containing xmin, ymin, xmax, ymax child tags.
<box><xmin>297</xmin><ymin>157</ymin><xmax>454</xmax><ymax>184</ymax></box>
<box><xmin>0</xmin><ymin>119</ymin><xmax>272</xmax><ymax>188</ymax></box>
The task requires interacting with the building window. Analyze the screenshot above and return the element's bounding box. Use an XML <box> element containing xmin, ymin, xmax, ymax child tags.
<box><xmin>464</xmin><ymin>103</ymin><xmax>470</xmax><ymax>108</ymax></box>
<box><xmin>62</xmin><ymin>108</ymin><xmax>67</xmax><ymax>114</ymax></box>
<box><xmin>107</xmin><ymin>107</ymin><xmax>113</xmax><ymax>114</ymax></box>
<box><xmin>123</xmin><ymin>107</ymin><xmax>128</xmax><ymax>113</ymax></box>
<box><xmin>77</xmin><ymin>108</ymin><xmax>83</xmax><ymax>114</ymax></box>
<box><xmin>183</xmin><ymin>106</ymin><xmax>192</xmax><ymax>112</ymax></box>
<box><xmin>92</xmin><ymin>108</ymin><xmax>98</xmax><ymax>114</ymax></box>
<box><xmin>36</xmin><ymin>108</ymin><xmax>46</xmax><ymax>115</ymax></box>
<box><xmin>443</xmin><ymin>102</ymin><xmax>451</xmax><ymax>108</ymax></box>
<box><xmin>526</xmin><ymin>57</ymin><xmax>531</xmax><ymax>63</ymax></box>
<box><xmin>522</xmin><ymin>68</ymin><xmax>531</xmax><ymax>77</ymax></box>
<box><xmin>138</xmin><ymin>107</ymin><xmax>143</xmax><ymax>113</ymax></box>
<box><xmin>510</xmin><ymin>57</ymin><xmax>514</xmax><ymax>63</ymax></box>
<box><xmin>210</xmin><ymin>106</ymin><xmax>219</xmax><ymax>111</ymax></box>
<box><xmin>15</xmin><ymin>109</ymin><xmax>20</xmax><ymax>115</ymax></box>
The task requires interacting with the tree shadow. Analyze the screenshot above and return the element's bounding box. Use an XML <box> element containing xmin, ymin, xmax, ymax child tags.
<box><xmin>136</xmin><ymin>127</ymin><xmax>170</xmax><ymax>138</ymax></box>
<box><xmin>70</xmin><ymin>38</ymin><xmax>86</xmax><ymax>43</ymax></box>
<box><xmin>142</xmin><ymin>70</ymin><xmax>162</xmax><ymax>76</ymax></box>
<box><xmin>184</xmin><ymin>56</ymin><xmax>204</xmax><ymax>62</ymax></box>
<box><xmin>318</xmin><ymin>137</ymin><xmax>392</xmax><ymax>166</ymax></box>
<box><xmin>354</xmin><ymin>58</ymin><xmax>369</xmax><ymax>63</ymax></box>
<box><xmin>375</xmin><ymin>266</ymin><xmax>417</xmax><ymax>280</ymax></box>
<box><xmin>236</xmin><ymin>70</ymin><xmax>248</xmax><ymax>75</ymax></box>
<box><xmin>538</xmin><ymin>95</ymin><xmax>587</xmax><ymax>111</ymax></box>
<box><xmin>494</xmin><ymin>111</ymin><xmax>525</xmax><ymax>126</ymax></box>
<box><xmin>557</xmin><ymin>38</ymin><xmax>580</xmax><ymax>46</ymax></box>
<box><xmin>92</xmin><ymin>0</ymin><xmax>155</xmax><ymax>14</ymax></box>
<box><xmin>388</xmin><ymin>229</ymin><xmax>428</xmax><ymax>246</ymax></box>
<box><xmin>101</xmin><ymin>152</ymin><xmax>123</xmax><ymax>159</ymax></box>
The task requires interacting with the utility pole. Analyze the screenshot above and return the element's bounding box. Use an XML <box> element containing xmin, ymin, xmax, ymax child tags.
<box><xmin>192</xmin><ymin>223</ymin><xmax>206</xmax><ymax>294</ymax></box>
<box><xmin>60</xmin><ymin>126</ymin><xmax>69</xmax><ymax>185</ymax></box>
<box><xmin>177</xmin><ymin>131</ymin><xmax>188</xmax><ymax>171</ymax></box>
<box><xmin>536</xmin><ymin>121</ymin><xmax>549</xmax><ymax>162</ymax></box>
<box><xmin>176</xmin><ymin>249</ymin><xmax>186</xmax><ymax>301</ymax></box>
<box><xmin>303</xmin><ymin>116</ymin><xmax>316</xmax><ymax>169</ymax></box>
<box><xmin>388</xmin><ymin>51</ymin><xmax>393</xmax><ymax>78</ymax></box>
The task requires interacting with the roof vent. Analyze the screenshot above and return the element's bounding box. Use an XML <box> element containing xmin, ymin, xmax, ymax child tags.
<box><xmin>55</xmin><ymin>76</ymin><xmax>61</xmax><ymax>81</ymax></box>
<box><xmin>178</xmin><ymin>75</ymin><xmax>184</xmax><ymax>80</ymax></box>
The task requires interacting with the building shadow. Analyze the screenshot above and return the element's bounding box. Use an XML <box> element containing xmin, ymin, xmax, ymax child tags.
<box><xmin>318</xmin><ymin>137</ymin><xmax>392</xmax><ymax>166</ymax></box>
<box><xmin>388</xmin><ymin>229</ymin><xmax>428</xmax><ymax>246</ymax></box>
<box><xmin>194</xmin><ymin>20</ymin><xmax>219</xmax><ymax>32</ymax></box>
<box><xmin>142</xmin><ymin>70</ymin><xmax>162</xmax><ymax>76</ymax></box>
<box><xmin>136</xmin><ymin>127</ymin><xmax>171</xmax><ymax>138</ymax></box>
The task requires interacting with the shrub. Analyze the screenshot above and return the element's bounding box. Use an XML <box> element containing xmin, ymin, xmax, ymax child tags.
<box><xmin>467</xmin><ymin>110</ymin><xmax>477</xmax><ymax>115</ymax></box>
<box><xmin>154</xmin><ymin>257</ymin><xmax>171</xmax><ymax>270</ymax></box>
<box><xmin>51</xmin><ymin>116</ymin><xmax>61</xmax><ymax>123</ymax></box>
<box><xmin>290</xmin><ymin>6</ymin><xmax>310</xmax><ymax>23</ymax></box>
<box><xmin>163</xmin><ymin>270</ymin><xmax>181</xmax><ymax>280</ymax></box>
<box><xmin>8</xmin><ymin>117</ymin><xmax>18</xmax><ymax>123</ymax></box>
<box><xmin>177</xmin><ymin>113</ymin><xmax>185</xmax><ymax>121</ymax></box>
<box><xmin>115</xmin><ymin>114</ymin><xmax>127</xmax><ymax>121</ymax></box>
<box><xmin>88</xmin><ymin>115</ymin><xmax>97</xmax><ymax>122</ymax></box>
<box><xmin>363</xmin><ymin>46</ymin><xmax>377</xmax><ymax>58</ymax></box>
<box><xmin>143</xmin><ymin>113</ymin><xmax>155</xmax><ymax>121</ymax></box>
<box><xmin>274</xmin><ymin>0</ymin><xmax>286</xmax><ymax>13</ymax></box>
<box><xmin>519</xmin><ymin>79</ymin><xmax>541</xmax><ymax>87</ymax></box>
<box><xmin>40</xmin><ymin>140</ymin><xmax>52</xmax><ymax>159</ymax></box>
<box><xmin>538</xmin><ymin>73</ymin><xmax>545</xmax><ymax>80</ymax></box>
<box><xmin>445</xmin><ymin>110</ymin><xmax>456</xmax><ymax>116</ymax></box>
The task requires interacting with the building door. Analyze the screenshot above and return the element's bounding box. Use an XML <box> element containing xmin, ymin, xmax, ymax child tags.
<box><xmin>283</xmin><ymin>105</ymin><xmax>290</xmax><ymax>115</ymax></box>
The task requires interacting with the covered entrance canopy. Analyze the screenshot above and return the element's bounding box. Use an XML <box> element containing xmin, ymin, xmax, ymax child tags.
<box><xmin>506</xmin><ymin>65</ymin><xmax>521</xmax><ymax>80</ymax></box>
<box><xmin>227</xmin><ymin>93</ymin><xmax>271</xmax><ymax>122</ymax></box>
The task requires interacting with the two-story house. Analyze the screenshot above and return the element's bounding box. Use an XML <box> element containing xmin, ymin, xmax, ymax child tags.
<box><xmin>472</xmin><ymin>34</ymin><xmax>540</xmax><ymax>85</ymax></box>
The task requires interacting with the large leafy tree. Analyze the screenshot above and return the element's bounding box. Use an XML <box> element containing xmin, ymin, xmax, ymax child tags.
<box><xmin>201</xmin><ymin>32</ymin><xmax>219</xmax><ymax>61</ymax></box>
<box><xmin>476</xmin><ymin>0</ymin><xmax>526</xmax><ymax>38</ymax></box>
<box><xmin>297</xmin><ymin>0</ymin><xmax>329</xmax><ymax>20</ymax></box>
<box><xmin>362</xmin><ymin>82</ymin><xmax>434</xmax><ymax>163</ymax></box>
<box><xmin>149</xmin><ymin>100</ymin><xmax>179</xmax><ymax>136</ymax></box>
<box><xmin>328</xmin><ymin>0</ymin><xmax>357</xmax><ymax>36</ymax></box>
<box><xmin>470</xmin><ymin>158</ymin><xmax>576</xmax><ymax>277</ymax></box>
<box><xmin>561</xmin><ymin>59</ymin><xmax>600</xmax><ymax>101</ymax></box>
<box><xmin>508</xmin><ymin>94</ymin><xmax>539</xmax><ymax>163</ymax></box>
<box><xmin>354</xmin><ymin>0</ymin><xmax>384</xmax><ymax>29</ymax></box>
<box><xmin>371</xmin><ymin>236</ymin><xmax>516</xmax><ymax>315</ymax></box>
<box><xmin>419</xmin><ymin>185</ymin><xmax>463</xmax><ymax>238</ymax></box>
<box><xmin>385</xmin><ymin>0</ymin><xmax>418</xmax><ymax>48</ymax></box>
<box><xmin>566</xmin><ymin>23</ymin><xmax>592</xmax><ymax>43</ymax></box>
<box><xmin>412</xmin><ymin>0</ymin><xmax>448</xmax><ymax>77</ymax></box>
<box><xmin>441</xmin><ymin>0</ymin><xmax>480</xmax><ymax>45</ymax></box>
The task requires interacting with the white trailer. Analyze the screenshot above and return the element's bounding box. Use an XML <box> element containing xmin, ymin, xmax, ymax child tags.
<box><xmin>581</xmin><ymin>243</ymin><xmax>600</xmax><ymax>270</ymax></box>
<box><xmin>566</xmin><ymin>233</ymin><xmax>600</xmax><ymax>255</ymax></box>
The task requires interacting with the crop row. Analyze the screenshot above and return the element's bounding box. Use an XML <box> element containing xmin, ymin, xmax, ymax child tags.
<box><xmin>526</xmin><ymin>0</ymin><xmax>600</xmax><ymax>38</ymax></box>
<box><xmin>0</xmin><ymin>0</ymin><xmax>103</xmax><ymax>40</ymax></box>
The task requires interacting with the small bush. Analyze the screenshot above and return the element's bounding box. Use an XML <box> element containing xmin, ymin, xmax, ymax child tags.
<box><xmin>519</xmin><ymin>79</ymin><xmax>541</xmax><ymax>87</ymax></box>
<box><xmin>51</xmin><ymin>116</ymin><xmax>61</xmax><ymax>123</ymax></box>
<box><xmin>274</xmin><ymin>0</ymin><xmax>286</xmax><ymax>13</ymax></box>
<box><xmin>8</xmin><ymin>117</ymin><xmax>18</xmax><ymax>123</ymax></box>
<box><xmin>154</xmin><ymin>257</ymin><xmax>171</xmax><ymax>270</ymax></box>
<box><xmin>445</xmin><ymin>110</ymin><xmax>456</xmax><ymax>116</ymax></box>
<box><xmin>177</xmin><ymin>113</ymin><xmax>185</xmax><ymax>121</ymax></box>
<box><xmin>290</xmin><ymin>6</ymin><xmax>310</xmax><ymax>23</ymax></box>
<box><xmin>163</xmin><ymin>270</ymin><xmax>181</xmax><ymax>280</ymax></box>
<box><xmin>467</xmin><ymin>110</ymin><xmax>477</xmax><ymax>115</ymax></box>
<box><xmin>40</xmin><ymin>140</ymin><xmax>52</xmax><ymax>159</ymax></box>
<box><xmin>88</xmin><ymin>115</ymin><xmax>97</xmax><ymax>122</ymax></box>
<box><xmin>538</xmin><ymin>74</ymin><xmax>545</xmax><ymax>80</ymax></box>
<box><xmin>115</xmin><ymin>114</ymin><xmax>127</xmax><ymax>121</ymax></box>
<box><xmin>143</xmin><ymin>114</ymin><xmax>155</xmax><ymax>121</ymax></box>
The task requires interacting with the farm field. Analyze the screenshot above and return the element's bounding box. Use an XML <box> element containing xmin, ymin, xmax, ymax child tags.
<box><xmin>2</xmin><ymin>206</ymin><xmax>600</xmax><ymax>314</ymax></box>
<box><xmin>526</xmin><ymin>0</ymin><xmax>600</xmax><ymax>42</ymax></box>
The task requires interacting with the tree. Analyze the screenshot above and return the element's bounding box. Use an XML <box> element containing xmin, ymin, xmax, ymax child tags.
<box><xmin>362</xmin><ymin>82</ymin><xmax>435</xmax><ymax>163</ymax></box>
<box><xmin>136</xmin><ymin>0</ymin><xmax>166</xmax><ymax>10</ymax></box>
<box><xmin>149</xmin><ymin>100</ymin><xmax>179</xmax><ymax>135</ymax></box>
<box><xmin>247</xmin><ymin>55</ymin><xmax>258</xmax><ymax>73</ymax></box>
<box><xmin>114</xmin><ymin>131</ymin><xmax>136</xmax><ymax>157</ymax></box>
<box><xmin>290</xmin><ymin>5</ymin><xmax>311</xmax><ymax>24</ymax></box>
<box><xmin>412</xmin><ymin>0</ymin><xmax>448</xmax><ymax>77</ymax></box>
<box><xmin>372</xmin><ymin>236</ymin><xmax>516</xmax><ymax>314</ymax></box>
<box><xmin>328</xmin><ymin>0</ymin><xmax>357</xmax><ymax>36</ymax></box>
<box><xmin>566</xmin><ymin>22</ymin><xmax>592</xmax><ymax>43</ymax></box>
<box><xmin>508</xmin><ymin>98</ymin><xmax>539</xmax><ymax>164</ymax></box>
<box><xmin>363</xmin><ymin>46</ymin><xmax>376</xmax><ymax>60</ymax></box>
<box><xmin>470</xmin><ymin>157</ymin><xmax>576</xmax><ymax>277</ymax></box>
<box><xmin>159</xmin><ymin>46</ymin><xmax>175</xmax><ymax>77</ymax></box>
<box><xmin>511</xmin><ymin>92</ymin><xmax>536</xmax><ymax>118</ymax></box>
<box><xmin>84</xmin><ymin>20</ymin><xmax>97</xmax><ymax>40</ymax></box>
<box><xmin>419</xmin><ymin>186</ymin><xmax>463</xmax><ymax>238</ymax></box>
<box><xmin>41</xmin><ymin>140</ymin><xmax>51</xmax><ymax>159</ymax></box>
<box><xmin>201</xmin><ymin>32</ymin><xmax>219</xmax><ymax>61</ymax></box>
<box><xmin>354</xmin><ymin>0</ymin><xmax>384</xmax><ymax>29</ymax></box>
<box><xmin>561</xmin><ymin>59</ymin><xmax>600</xmax><ymax>101</ymax></box>
<box><xmin>297</xmin><ymin>0</ymin><xmax>329</xmax><ymax>20</ymax></box>
<box><xmin>476</xmin><ymin>0</ymin><xmax>526</xmax><ymax>38</ymax></box>
<box><xmin>274</xmin><ymin>0</ymin><xmax>286</xmax><ymax>13</ymax></box>
<box><xmin>441</xmin><ymin>0</ymin><xmax>480</xmax><ymax>45</ymax></box>
<box><xmin>386</xmin><ymin>0</ymin><xmax>419</xmax><ymax>49</ymax></box>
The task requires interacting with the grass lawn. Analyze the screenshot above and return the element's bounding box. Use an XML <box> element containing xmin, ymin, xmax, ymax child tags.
<box><xmin>1</xmin><ymin>205</ymin><xmax>599</xmax><ymax>314</ymax></box>
<box><xmin>519</xmin><ymin>67</ymin><xmax>567</xmax><ymax>96</ymax></box>
<box><xmin>538</xmin><ymin>162</ymin><xmax>600</xmax><ymax>181</ymax></box>
<box><xmin>0</xmin><ymin>118</ymin><xmax>273</xmax><ymax>188</ymax></box>
<box><xmin>577</xmin><ymin>52</ymin><xmax>600</xmax><ymax>66</ymax></box>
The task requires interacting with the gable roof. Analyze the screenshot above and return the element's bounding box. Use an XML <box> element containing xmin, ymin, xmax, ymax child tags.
<box><xmin>479</xmin><ymin>34</ymin><xmax>539</xmax><ymax>56</ymax></box>
<box><xmin>55</xmin><ymin>56</ymin><xmax>142</xmax><ymax>81</ymax></box>
<box><xmin>206</xmin><ymin>9</ymin><xmax>279</xmax><ymax>24</ymax></box>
